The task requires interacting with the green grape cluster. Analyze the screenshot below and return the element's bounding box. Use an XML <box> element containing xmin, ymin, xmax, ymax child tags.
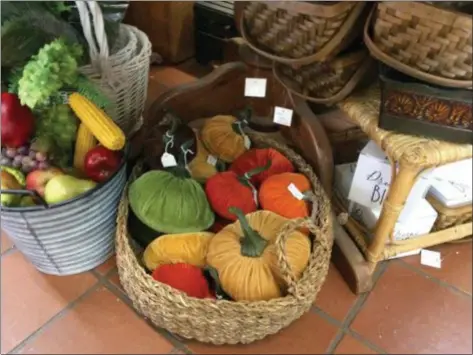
<box><xmin>18</xmin><ymin>38</ymin><xmax>83</xmax><ymax>109</ymax></box>
<box><xmin>35</xmin><ymin>104</ymin><xmax>78</xmax><ymax>167</ymax></box>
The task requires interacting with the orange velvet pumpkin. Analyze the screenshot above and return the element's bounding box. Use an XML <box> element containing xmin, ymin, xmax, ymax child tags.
<box><xmin>230</xmin><ymin>148</ymin><xmax>294</xmax><ymax>187</ymax></box>
<box><xmin>259</xmin><ymin>172</ymin><xmax>311</xmax><ymax>219</ymax></box>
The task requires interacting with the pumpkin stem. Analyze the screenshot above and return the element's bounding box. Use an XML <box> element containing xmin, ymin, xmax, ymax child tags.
<box><xmin>164</xmin><ymin>109</ymin><xmax>182</xmax><ymax>135</ymax></box>
<box><xmin>204</xmin><ymin>266</ymin><xmax>232</xmax><ymax>300</ymax></box>
<box><xmin>168</xmin><ymin>139</ymin><xmax>194</xmax><ymax>178</ymax></box>
<box><xmin>237</xmin><ymin>159</ymin><xmax>272</xmax><ymax>187</ymax></box>
<box><xmin>229</xmin><ymin>207</ymin><xmax>268</xmax><ymax>257</ymax></box>
<box><xmin>231</xmin><ymin>112</ymin><xmax>249</xmax><ymax>136</ymax></box>
<box><xmin>236</xmin><ymin>106</ymin><xmax>252</xmax><ymax>122</ymax></box>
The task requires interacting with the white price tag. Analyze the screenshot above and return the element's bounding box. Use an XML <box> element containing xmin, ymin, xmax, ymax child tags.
<box><xmin>244</xmin><ymin>78</ymin><xmax>267</xmax><ymax>98</ymax></box>
<box><xmin>273</xmin><ymin>106</ymin><xmax>293</xmax><ymax>127</ymax></box>
<box><xmin>207</xmin><ymin>155</ymin><xmax>217</xmax><ymax>166</ymax></box>
<box><xmin>288</xmin><ymin>183</ymin><xmax>304</xmax><ymax>200</ymax></box>
<box><xmin>161</xmin><ymin>152</ymin><xmax>177</xmax><ymax>168</ymax></box>
<box><xmin>244</xmin><ymin>135</ymin><xmax>251</xmax><ymax>149</ymax></box>
<box><xmin>420</xmin><ymin>249</ymin><xmax>442</xmax><ymax>269</ymax></box>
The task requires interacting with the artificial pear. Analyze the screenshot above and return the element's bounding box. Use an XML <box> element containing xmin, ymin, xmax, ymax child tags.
<box><xmin>44</xmin><ymin>174</ymin><xmax>97</xmax><ymax>205</ymax></box>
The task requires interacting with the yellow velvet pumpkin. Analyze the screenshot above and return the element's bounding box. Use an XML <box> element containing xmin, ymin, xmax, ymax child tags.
<box><xmin>200</xmin><ymin>115</ymin><xmax>250</xmax><ymax>163</ymax></box>
<box><xmin>206</xmin><ymin>208</ymin><xmax>311</xmax><ymax>302</ymax></box>
<box><xmin>188</xmin><ymin>134</ymin><xmax>222</xmax><ymax>183</ymax></box>
<box><xmin>143</xmin><ymin>232</ymin><xmax>214</xmax><ymax>271</ymax></box>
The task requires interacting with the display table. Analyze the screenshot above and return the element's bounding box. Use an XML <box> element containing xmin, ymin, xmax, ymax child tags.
<box><xmin>332</xmin><ymin>85</ymin><xmax>473</xmax><ymax>293</ymax></box>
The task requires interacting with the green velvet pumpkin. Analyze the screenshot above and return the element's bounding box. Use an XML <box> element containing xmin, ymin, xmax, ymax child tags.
<box><xmin>128</xmin><ymin>169</ymin><xmax>215</xmax><ymax>235</ymax></box>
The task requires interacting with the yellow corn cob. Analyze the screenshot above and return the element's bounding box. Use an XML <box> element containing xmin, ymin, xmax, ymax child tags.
<box><xmin>73</xmin><ymin>123</ymin><xmax>97</xmax><ymax>171</ymax></box>
<box><xmin>69</xmin><ymin>93</ymin><xmax>125</xmax><ymax>151</ymax></box>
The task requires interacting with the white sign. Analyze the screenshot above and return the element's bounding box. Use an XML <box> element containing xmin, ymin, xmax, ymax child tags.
<box><xmin>420</xmin><ymin>249</ymin><xmax>442</xmax><ymax>269</ymax></box>
<box><xmin>244</xmin><ymin>78</ymin><xmax>267</xmax><ymax>98</ymax></box>
<box><xmin>348</xmin><ymin>141</ymin><xmax>431</xmax><ymax>222</ymax></box>
<box><xmin>206</xmin><ymin>155</ymin><xmax>218</xmax><ymax>166</ymax></box>
<box><xmin>161</xmin><ymin>153</ymin><xmax>177</xmax><ymax>168</ymax></box>
<box><xmin>288</xmin><ymin>183</ymin><xmax>304</xmax><ymax>200</ymax></box>
<box><xmin>273</xmin><ymin>106</ymin><xmax>293</xmax><ymax>127</ymax></box>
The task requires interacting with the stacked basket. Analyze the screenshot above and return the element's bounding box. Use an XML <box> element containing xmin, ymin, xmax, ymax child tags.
<box><xmin>236</xmin><ymin>1</ymin><xmax>375</xmax><ymax>106</ymax></box>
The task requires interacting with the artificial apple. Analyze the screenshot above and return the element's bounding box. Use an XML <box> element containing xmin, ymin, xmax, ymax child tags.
<box><xmin>26</xmin><ymin>167</ymin><xmax>63</xmax><ymax>197</ymax></box>
<box><xmin>44</xmin><ymin>175</ymin><xmax>97</xmax><ymax>205</ymax></box>
<box><xmin>1</xmin><ymin>170</ymin><xmax>23</xmax><ymax>206</ymax></box>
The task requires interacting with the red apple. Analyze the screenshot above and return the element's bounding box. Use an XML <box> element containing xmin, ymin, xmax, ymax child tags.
<box><xmin>26</xmin><ymin>167</ymin><xmax>63</xmax><ymax>197</ymax></box>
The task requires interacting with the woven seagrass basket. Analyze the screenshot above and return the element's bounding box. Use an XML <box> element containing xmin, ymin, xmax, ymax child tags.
<box><xmin>365</xmin><ymin>1</ymin><xmax>473</xmax><ymax>89</ymax></box>
<box><xmin>237</xmin><ymin>1</ymin><xmax>369</xmax><ymax>65</ymax></box>
<box><xmin>115</xmin><ymin>132</ymin><xmax>333</xmax><ymax>344</ymax></box>
<box><xmin>274</xmin><ymin>46</ymin><xmax>375</xmax><ymax>106</ymax></box>
<box><xmin>427</xmin><ymin>195</ymin><xmax>473</xmax><ymax>232</ymax></box>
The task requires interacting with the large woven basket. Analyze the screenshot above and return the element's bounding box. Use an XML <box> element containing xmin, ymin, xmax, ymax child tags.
<box><xmin>76</xmin><ymin>1</ymin><xmax>152</xmax><ymax>136</ymax></box>
<box><xmin>365</xmin><ymin>1</ymin><xmax>473</xmax><ymax>89</ymax></box>
<box><xmin>115</xmin><ymin>132</ymin><xmax>333</xmax><ymax>344</ymax></box>
<box><xmin>274</xmin><ymin>46</ymin><xmax>375</xmax><ymax>106</ymax></box>
<box><xmin>237</xmin><ymin>1</ymin><xmax>369</xmax><ymax>65</ymax></box>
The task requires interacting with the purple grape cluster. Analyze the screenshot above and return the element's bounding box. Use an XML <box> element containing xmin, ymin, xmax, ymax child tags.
<box><xmin>0</xmin><ymin>146</ymin><xmax>50</xmax><ymax>173</ymax></box>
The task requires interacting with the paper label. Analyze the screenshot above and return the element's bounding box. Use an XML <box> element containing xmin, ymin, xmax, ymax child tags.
<box><xmin>244</xmin><ymin>135</ymin><xmax>251</xmax><ymax>149</ymax></box>
<box><xmin>244</xmin><ymin>78</ymin><xmax>267</xmax><ymax>98</ymax></box>
<box><xmin>161</xmin><ymin>152</ymin><xmax>177</xmax><ymax>168</ymax></box>
<box><xmin>207</xmin><ymin>155</ymin><xmax>217</xmax><ymax>166</ymax></box>
<box><xmin>273</xmin><ymin>106</ymin><xmax>293</xmax><ymax>127</ymax></box>
<box><xmin>288</xmin><ymin>183</ymin><xmax>304</xmax><ymax>200</ymax></box>
<box><xmin>420</xmin><ymin>249</ymin><xmax>442</xmax><ymax>269</ymax></box>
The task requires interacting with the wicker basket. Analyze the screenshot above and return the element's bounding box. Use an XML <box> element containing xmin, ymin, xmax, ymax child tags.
<box><xmin>237</xmin><ymin>1</ymin><xmax>369</xmax><ymax>65</ymax></box>
<box><xmin>274</xmin><ymin>46</ymin><xmax>375</xmax><ymax>106</ymax></box>
<box><xmin>427</xmin><ymin>195</ymin><xmax>473</xmax><ymax>232</ymax></box>
<box><xmin>364</xmin><ymin>2</ymin><xmax>473</xmax><ymax>89</ymax></box>
<box><xmin>115</xmin><ymin>132</ymin><xmax>333</xmax><ymax>344</ymax></box>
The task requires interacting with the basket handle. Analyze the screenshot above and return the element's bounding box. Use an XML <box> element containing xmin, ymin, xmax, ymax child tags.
<box><xmin>75</xmin><ymin>0</ymin><xmax>110</xmax><ymax>73</ymax></box>
<box><xmin>274</xmin><ymin>191</ymin><xmax>331</xmax><ymax>299</ymax></box>
<box><xmin>0</xmin><ymin>189</ymin><xmax>50</xmax><ymax>208</ymax></box>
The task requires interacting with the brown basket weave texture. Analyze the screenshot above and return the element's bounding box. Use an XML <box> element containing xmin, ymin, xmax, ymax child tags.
<box><xmin>427</xmin><ymin>195</ymin><xmax>473</xmax><ymax>231</ymax></box>
<box><xmin>372</xmin><ymin>1</ymin><xmax>473</xmax><ymax>81</ymax></box>
<box><xmin>239</xmin><ymin>1</ymin><xmax>369</xmax><ymax>65</ymax></box>
<box><xmin>274</xmin><ymin>48</ymin><xmax>373</xmax><ymax>105</ymax></box>
<box><xmin>115</xmin><ymin>132</ymin><xmax>333</xmax><ymax>344</ymax></box>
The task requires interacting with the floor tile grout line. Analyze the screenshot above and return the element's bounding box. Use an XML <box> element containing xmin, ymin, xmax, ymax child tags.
<box><xmin>325</xmin><ymin>262</ymin><xmax>389</xmax><ymax>354</ymax></box>
<box><xmin>8</xmin><ymin>281</ymin><xmax>102</xmax><ymax>354</ymax></box>
<box><xmin>93</xmin><ymin>270</ymin><xmax>194</xmax><ymax>354</ymax></box>
<box><xmin>311</xmin><ymin>306</ymin><xmax>344</xmax><ymax>328</ymax></box>
<box><xmin>345</xmin><ymin>328</ymin><xmax>388</xmax><ymax>355</ymax></box>
<box><xmin>397</xmin><ymin>258</ymin><xmax>473</xmax><ymax>298</ymax></box>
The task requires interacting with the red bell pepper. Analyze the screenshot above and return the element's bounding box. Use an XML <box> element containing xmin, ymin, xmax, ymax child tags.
<box><xmin>84</xmin><ymin>146</ymin><xmax>121</xmax><ymax>182</ymax></box>
<box><xmin>1</xmin><ymin>93</ymin><xmax>35</xmax><ymax>148</ymax></box>
<box><xmin>152</xmin><ymin>263</ymin><xmax>214</xmax><ymax>299</ymax></box>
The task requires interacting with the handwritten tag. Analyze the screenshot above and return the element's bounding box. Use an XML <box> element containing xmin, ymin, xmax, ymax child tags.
<box><xmin>273</xmin><ymin>106</ymin><xmax>293</xmax><ymax>127</ymax></box>
<box><xmin>207</xmin><ymin>154</ymin><xmax>217</xmax><ymax>166</ymax></box>
<box><xmin>420</xmin><ymin>249</ymin><xmax>442</xmax><ymax>269</ymax></box>
<box><xmin>161</xmin><ymin>152</ymin><xmax>177</xmax><ymax>168</ymax></box>
<box><xmin>288</xmin><ymin>183</ymin><xmax>304</xmax><ymax>200</ymax></box>
<box><xmin>244</xmin><ymin>135</ymin><xmax>251</xmax><ymax>149</ymax></box>
<box><xmin>244</xmin><ymin>78</ymin><xmax>267</xmax><ymax>98</ymax></box>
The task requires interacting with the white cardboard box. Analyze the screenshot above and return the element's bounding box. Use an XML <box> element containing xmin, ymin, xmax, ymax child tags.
<box><xmin>348</xmin><ymin>140</ymin><xmax>431</xmax><ymax>222</ymax></box>
<box><xmin>429</xmin><ymin>159</ymin><xmax>472</xmax><ymax>208</ymax></box>
<box><xmin>335</xmin><ymin>163</ymin><xmax>438</xmax><ymax>242</ymax></box>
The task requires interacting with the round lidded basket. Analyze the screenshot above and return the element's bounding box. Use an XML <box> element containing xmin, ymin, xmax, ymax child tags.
<box><xmin>116</xmin><ymin>131</ymin><xmax>332</xmax><ymax>344</ymax></box>
<box><xmin>365</xmin><ymin>1</ymin><xmax>473</xmax><ymax>89</ymax></box>
<box><xmin>273</xmin><ymin>44</ymin><xmax>375</xmax><ymax>106</ymax></box>
<box><xmin>236</xmin><ymin>1</ymin><xmax>370</xmax><ymax>65</ymax></box>
<box><xmin>76</xmin><ymin>1</ymin><xmax>152</xmax><ymax>136</ymax></box>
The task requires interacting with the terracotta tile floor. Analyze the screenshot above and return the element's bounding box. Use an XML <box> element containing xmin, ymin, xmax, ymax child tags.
<box><xmin>1</xmin><ymin>60</ymin><xmax>472</xmax><ymax>354</ymax></box>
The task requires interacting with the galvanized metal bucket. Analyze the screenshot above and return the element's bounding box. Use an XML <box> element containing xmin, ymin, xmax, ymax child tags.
<box><xmin>0</xmin><ymin>161</ymin><xmax>127</xmax><ymax>276</ymax></box>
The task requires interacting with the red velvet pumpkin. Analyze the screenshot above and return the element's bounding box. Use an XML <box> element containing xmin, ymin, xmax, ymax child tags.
<box><xmin>205</xmin><ymin>162</ymin><xmax>270</xmax><ymax>220</ymax></box>
<box><xmin>259</xmin><ymin>173</ymin><xmax>311</xmax><ymax>219</ymax></box>
<box><xmin>230</xmin><ymin>148</ymin><xmax>294</xmax><ymax>187</ymax></box>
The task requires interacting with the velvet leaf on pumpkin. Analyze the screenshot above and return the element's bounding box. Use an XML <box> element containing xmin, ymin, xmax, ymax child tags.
<box><xmin>230</xmin><ymin>148</ymin><xmax>294</xmax><ymax>187</ymax></box>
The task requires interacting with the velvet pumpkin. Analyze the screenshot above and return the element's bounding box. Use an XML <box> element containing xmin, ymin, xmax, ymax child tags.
<box><xmin>143</xmin><ymin>111</ymin><xmax>197</xmax><ymax>169</ymax></box>
<box><xmin>206</xmin><ymin>207</ymin><xmax>311</xmax><ymax>302</ymax></box>
<box><xmin>259</xmin><ymin>172</ymin><xmax>311</xmax><ymax>219</ymax></box>
<box><xmin>128</xmin><ymin>167</ymin><xmax>215</xmax><ymax>234</ymax></box>
<box><xmin>188</xmin><ymin>133</ymin><xmax>225</xmax><ymax>183</ymax></box>
<box><xmin>205</xmin><ymin>161</ymin><xmax>270</xmax><ymax>221</ymax></box>
<box><xmin>143</xmin><ymin>232</ymin><xmax>214</xmax><ymax>271</ymax></box>
<box><xmin>230</xmin><ymin>148</ymin><xmax>294</xmax><ymax>187</ymax></box>
<box><xmin>200</xmin><ymin>115</ymin><xmax>250</xmax><ymax>163</ymax></box>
